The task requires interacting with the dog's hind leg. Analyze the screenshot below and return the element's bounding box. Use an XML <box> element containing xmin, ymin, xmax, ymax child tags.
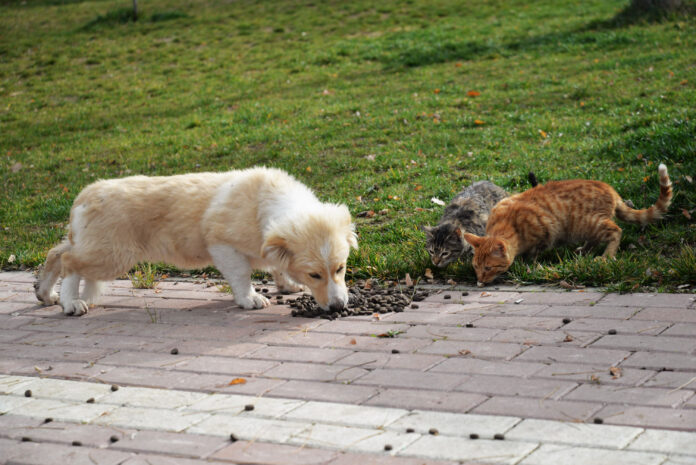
<box><xmin>208</xmin><ymin>244</ymin><xmax>270</xmax><ymax>309</ymax></box>
<box><xmin>82</xmin><ymin>279</ymin><xmax>104</xmax><ymax>306</ymax></box>
<box><xmin>59</xmin><ymin>273</ymin><xmax>89</xmax><ymax>316</ymax></box>
<box><xmin>35</xmin><ymin>239</ymin><xmax>70</xmax><ymax>305</ymax></box>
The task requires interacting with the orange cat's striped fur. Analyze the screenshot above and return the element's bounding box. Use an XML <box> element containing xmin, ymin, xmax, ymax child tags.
<box><xmin>464</xmin><ymin>164</ymin><xmax>673</xmax><ymax>286</ymax></box>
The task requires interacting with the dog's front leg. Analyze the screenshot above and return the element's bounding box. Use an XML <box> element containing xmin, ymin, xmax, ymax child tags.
<box><xmin>208</xmin><ymin>245</ymin><xmax>270</xmax><ymax>309</ymax></box>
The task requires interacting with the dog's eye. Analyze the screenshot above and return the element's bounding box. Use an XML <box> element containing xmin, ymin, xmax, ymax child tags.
<box><xmin>336</xmin><ymin>265</ymin><xmax>344</xmax><ymax>274</ymax></box>
<box><xmin>309</xmin><ymin>273</ymin><xmax>322</xmax><ymax>279</ymax></box>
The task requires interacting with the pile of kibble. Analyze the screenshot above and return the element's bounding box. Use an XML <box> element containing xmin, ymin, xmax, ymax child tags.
<box><xmin>288</xmin><ymin>283</ymin><xmax>430</xmax><ymax>319</ymax></box>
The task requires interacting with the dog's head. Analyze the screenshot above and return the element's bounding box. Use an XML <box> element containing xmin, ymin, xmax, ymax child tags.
<box><xmin>262</xmin><ymin>204</ymin><xmax>357</xmax><ymax>311</ymax></box>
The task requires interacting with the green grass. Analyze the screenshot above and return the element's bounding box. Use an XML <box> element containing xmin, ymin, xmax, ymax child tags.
<box><xmin>1</xmin><ymin>0</ymin><xmax>695</xmax><ymax>291</ymax></box>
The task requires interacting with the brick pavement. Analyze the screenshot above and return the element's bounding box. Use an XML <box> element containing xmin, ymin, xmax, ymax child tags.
<box><xmin>0</xmin><ymin>271</ymin><xmax>695</xmax><ymax>464</ymax></box>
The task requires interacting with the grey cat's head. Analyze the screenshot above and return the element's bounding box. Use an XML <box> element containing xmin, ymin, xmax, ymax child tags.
<box><xmin>422</xmin><ymin>223</ymin><xmax>470</xmax><ymax>268</ymax></box>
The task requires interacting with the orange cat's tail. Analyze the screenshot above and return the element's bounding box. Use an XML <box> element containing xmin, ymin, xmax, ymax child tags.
<box><xmin>615</xmin><ymin>163</ymin><xmax>673</xmax><ymax>225</ymax></box>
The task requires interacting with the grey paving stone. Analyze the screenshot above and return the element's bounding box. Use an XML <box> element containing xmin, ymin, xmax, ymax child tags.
<box><xmin>472</xmin><ymin>396</ymin><xmax>602</xmax><ymax>422</ymax></box>
<box><xmin>590</xmin><ymin>334</ymin><xmax>696</xmax><ymax>353</ymax></box>
<box><xmin>354</xmin><ymin>368</ymin><xmax>467</xmax><ymax>391</ymax></box>
<box><xmin>404</xmin><ymin>324</ymin><xmax>499</xmax><ymax>342</ymax></box>
<box><xmin>594</xmin><ymin>404</ymin><xmax>696</xmax><ymax>430</ymax></box>
<box><xmin>454</xmin><ymin>375</ymin><xmax>578</xmax><ymax>399</ymax></box>
<box><xmin>532</xmin><ymin>362</ymin><xmax>656</xmax><ymax>387</ymax></box>
<box><xmin>418</xmin><ymin>340</ymin><xmax>525</xmax><ymax>359</ymax></box>
<box><xmin>534</xmin><ymin>304</ymin><xmax>638</xmax><ymax>320</ymax></box>
<box><xmin>402</xmin><ymin>435</ymin><xmax>537</xmax><ymax>465</ymax></box>
<box><xmin>283</xmin><ymin>401</ymin><xmax>408</xmax><ymax>428</ymax></box>
<box><xmin>334</xmin><ymin>351</ymin><xmax>444</xmax><ymax>371</ymax></box>
<box><xmin>563</xmin><ymin>318</ymin><xmax>669</xmax><ymax>335</ymax></box>
<box><xmin>5</xmin><ymin>442</ymin><xmax>131</xmax><ymax>465</ymax></box>
<box><xmin>514</xmin><ymin>345</ymin><xmax>631</xmax><ymax>365</ymax></box>
<box><xmin>598</xmin><ymin>293</ymin><xmax>695</xmax><ymax>308</ymax></box>
<box><xmin>622</xmin><ymin>351</ymin><xmax>696</xmax><ymax>371</ymax></box>
<box><xmin>429</xmin><ymin>357</ymin><xmax>546</xmax><ymax>378</ymax></box>
<box><xmin>245</xmin><ymin>345</ymin><xmax>353</xmax><ymax>364</ymax></box>
<box><xmin>211</xmin><ymin>440</ymin><xmax>339</xmax><ymax>465</ymax></box>
<box><xmin>507</xmin><ymin>418</ymin><xmax>642</xmax><ymax>448</ymax></box>
<box><xmin>266</xmin><ymin>380</ymin><xmax>379</xmax><ymax>404</ymax></box>
<box><xmin>628</xmin><ymin>429</ymin><xmax>696</xmax><ymax>455</ymax></box>
<box><xmin>563</xmin><ymin>384</ymin><xmax>693</xmax><ymax>407</ymax></box>
<box><xmin>519</xmin><ymin>444</ymin><xmax>665</xmax><ymax>465</ymax></box>
<box><xmin>633</xmin><ymin>307</ymin><xmax>696</xmax><ymax>323</ymax></box>
<box><xmin>365</xmin><ymin>388</ymin><xmax>487</xmax><ymax>413</ymax></box>
<box><xmin>262</xmin><ymin>361</ymin><xmax>369</xmax><ymax>383</ymax></box>
<box><xmin>0</xmin><ymin>418</ymin><xmax>135</xmax><ymax>448</ymax></box>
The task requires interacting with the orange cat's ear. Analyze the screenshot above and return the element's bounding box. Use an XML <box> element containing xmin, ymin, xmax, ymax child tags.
<box><xmin>463</xmin><ymin>233</ymin><xmax>484</xmax><ymax>248</ymax></box>
<box><xmin>490</xmin><ymin>241</ymin><xmax>507</xmax><ymax>258</ymax></box>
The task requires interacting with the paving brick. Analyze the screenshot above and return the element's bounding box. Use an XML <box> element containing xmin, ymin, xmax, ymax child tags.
<box><xmin>163</xmin><ymin>340</ymin><xmax>265</xmax><ymax>357</ymax></box>
<box><xmin>289</xmin><ymin>423</ymin><xmax>417</xmax><ymax>453</ymax></box>
<box><xmin>16</xmin><ymin>377</ymin><xmax>114</xmax><ymax>402</ymax></box>
<box><xmin>262</xmin><ymin>361</ymin><xmax>368</xmax><ymax>383</ymax></box>
<box><xmin>0</xmin><ymin>374</ymin><xmax>38</xmax><ymax>394</ymax></box>
<box><xmin>472</xmin><ymin>396</ymin><xmax>602</xmax><ymax>422</ymax></box>
<box><xmin>662</xmin><ymin>323</ymin><xmax>696</xmax><ymax>337</ymax></box>
<box><xmin>514</xmin><ymin>345</ymin><xmax>631</xmax><ymax>365</ymax></box>
<box><xmin>519</xmin><ymin>444</ymin><xmax>665</xmax><ymax>465</ymax></box>
<box><xmin>633</xmin><ymin>307</ymin><xmax>696</xmax><ymax>323</ymax></box>
<box><xmin>110</xmin><ymin>429</ymin><xmax>228</xmax><ymax>458</ymax></box>
<box><xmin>7</xmin><ymin>398</ymin><xmax>115</xmax><ymax>423</ymax></box>
<box><xmin>622</xmin><ymin>351</ymin><xmax>696</xmax><ymax>371</ymax></box>
<box><xmin>256</xmin><ymin>330</ymin><xmax>346</xmax><ymax>347</ymax></box>
<box><xmin>283</xmin><ymin>401</ymin><xmax>407</xmax><ymax>428</ymax></box>
<box><xmin>354</xmin><ymin>368</ymin><xmax>466</xmax><ymax>391</ymax></box>
<box><xmin>563</xmin><ymin>318</ymin><xmax>669</xmax><ymax>335</ymax></box>
<box><xmin>455</xmin><ymin>375</ymin><xmax>577</xmax><ymax>399</ymax></box>
<box><xmin>5</xmin><ymin>442</ymin><xmax>131</xmax><ymax>465</ymax></box>
<box><xmin>471</xmin><ymin>315</ymin><xmax>565</xmax><ymax>331</ymax></box>
<box><xmin>628</xmin><ymin>429</ymin><xmax>696</xmax><ymax>455</ymax></box>
<box><xmin>515</xmin><ymin>291</ymin><xmax>605</xmax><ymax>306</ymax></box>
<box><xmin>188</xmin><ymin>414</ymin><xmax>309</xmax><ymax>442</ymax></box>
<box><xmin>0</xmin><ymin>329</ymin><xmax>33</xmax><ymax>342</ymax></box>
<box><xmin>387</xmin><ymin>410</ymin><xmax>519</xmax><ymax>436</ymax></box>
<box><xmin>402</xmin><ymin>435</ymin><xmax>537</xmax><ymax>465</ymax></box>
<box><xmin>591</xmin><ymin>334</ymin><xmax>696</xmax><ymax>353</ymax></box>
<box><xmin>266</xmin><ymin>380</ymin><xmax>379</xmax><ymax>404</ymax></box>
<box><xmin>365</xmin><ymin>388</ymin><xmax>487</xmax><ymax>413</ymax></box>
<box><xmin>472</xmin><ymin>303</ymin><xmax>551</xmax><ymax>317</ymax></box>
<box><xmin>593</xmin><ymin>404</ymin><xmax>696</xmax><ymax>430</ymax></box>
<box><xmin>381</xmin><ymin>311</ymin><xmax>477</xmax><ymax>326</ymax></box>
<box><xmin>535</xmin><ymin>304</ymin><xmax>638</xmax><ymax>320</ymax></box>
<box><xmin>0</xmin><ymin>395</ymin><xmax>34</xmax><ymax>413</ymax></box>
<box><xmin>0</xmin><ymin>342</ymin><xmax>114</xmax><ymax>363</ymax></box>
<box><xmin>213</xmin><ymin>440</ymin><xmax>338</xmax><ymax>464</ymax></box>
<box><xmin>429</xmin><ymin>358</ymin><xmax>545</xmax><ymax>377</ymax></box>
<box><xmin>507</xmin><ymin>418</ymin><xmax>642</xmax><ymax>448</ymax></box>
<box><xmin>172</xmin><ymin>355</ymin><xmax>279</xmax><ymax>376</ymax></box>
<box><xmin>93</xmin><ymin>406</ymin><xmax>209</xmax><ymax>432</ymax></box>
<box><xmin>245</xmin><ymin>345</ymin><xmax>353</xmax><ymax>364</ymax></box>
<box><xmin>563</xmin><ymin>384</ymin><xmax>692</xmax><ymax>407</ymax></box>
<box><xmin>418</xmin><ymin>340</ymin><xmax>524</xmax><ymax>359</ymax></box>
<box><xmin>0</xmin><ymin>419</ymin><xmax>135</xmax><ymax>448</ymax></box>
<box><xmin>532</xmin><ymin>362</ymin><xmax>656</xmax><ymax>387</ymax></box>
<box><xmin>599</xmin><ymin>293</ymin><xmax>695</xmax><ymax>308</ymax></box>
<box><xmin>313</xmin><ymin>320</ymin><xmax>411</xmax><ymax>335</ymax></box>
<box><xmin>119</xmin><ymin>455</ymin><xmax>231</xmax><ymax>465</ymax></box>
<box><xmin>334</xmin><ymin>351</ymin><xmax>444</xmax><ymax>371</ymax></box>
<box><xmin>327</xmin><ymin>452</ymin><xmax>460</xmax><ymax>465</ymax></box>
<box><xmin>0</xmin><ymin>315</ymin><xmax>35</xmax><ymax>330</ymax></box>
<box><xmin>491</xmin><ymin>328</ymin><xmax>598</xmax><ymax>346</ymax></box>
<box><xmin>104</xmin><ymin>385</ymin><xmax>210</xmax><ymax>409</ymax></box>
<box><xmin>404</xmin><ymin>324</ymin><xmax>499</xmax><ymax>342</ymax></box>
<box><xmin>331</xmin><ymin>335</ymin><xmax>434</xmax><ymax>353</ymax></box>
<box><xmin>18</xmin><ymin>331</ymin><xmax>174</xmax><ymax>352</ymax></box>
<box><xmin>643</xmin><ymin>371</ymin><xmax>696</xmax><ymax>389</ymax></box>
<box><xmin>426</xmin><ymin>290</ymin><xmax>524</xmax><ymax>305</ymax></box>
<box><xmin>188</xmin><ymin>393</ymin><xmax>304</xmax><ymax>418</ymax></box>
<box><xmin>0</xmin><ymin>413</ymin><xmax>43</xmax><ymax>435</ymax></box>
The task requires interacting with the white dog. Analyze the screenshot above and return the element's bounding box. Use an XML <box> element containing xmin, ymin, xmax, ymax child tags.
<box><xmin>35</xmin><ymin>167</ymin><xmax>357</xmax><ymax>316</ymax></box>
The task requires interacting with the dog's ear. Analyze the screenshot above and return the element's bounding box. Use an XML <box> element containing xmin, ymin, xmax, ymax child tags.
<box><xmin>262</xmin><ymin>235</ymin><xmax>293</xmax><ymax>267</ymax></box>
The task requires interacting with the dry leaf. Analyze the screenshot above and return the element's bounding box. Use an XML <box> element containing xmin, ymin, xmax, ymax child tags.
<box><xmin>458</xmin><ymin>349</ymin><xmax>472</xmax><ymax>356</ymax></box>
<box><xmin>455</xmin><ymin>62</ymin><xmax>463</xmax><ymax>67</ymax></box>
<box><xmin>539</xmin><ymin>129</ymin><xmax>547</xmax><ymax>138</ymax></box>
<box><xmin>228</xmin><ymin>378</ymin><xmax>247</xmax><ymax>385</ymax></box>
<box><xmin>467</xmin><ymin>90</ymin><xmax>480</xmax><ymax>97</ymax></box>
<box><xmin>306</xmin><ymin>166</ymin><xmax>312</xmax><ymax>172</ymax></box>
<box><xmin>364</xmin><ymin>279</ymin><xmax>373</xmax><ymax>290</ymax></box>
<box><xmin>364</xmin><ymin>154</ymin><xmax>376</xmax><ymax>161</ymax></box>
<box><xmin>404</xmin><ymin>273</ymin><xmax>414</xmax><ymax>287</ymax></box>
<box><xmin>563</xmin><ymin>334</ymin><xmax>574</xmax><ymax>342</ymax></box>
<box><xmin>446</xmin><ymin>279</ymin><xmax>456</xmax><ymax>285</ymax></box>
<box><xmin>682</xmin><ymin>209</ymin><xmax>692</xmax><ymax>220</ymax></box>
<box><xmin>590</xmin><ymin>375</ymin><xmax>600</xmax><ymax>384</ymax></box>
<box><xmin>431</xmin><ymin>197</ymin><xmax>445</xmax><ymax>206</ymax></box>
<box><xmin>11</xmin><ymin>162</ymin><xmax>22</xmax><ymax>173</ymax></box>
<box><xmin>349</xmin><ymin>338</ymin><xmax>357</xmax><ymax>345</ymax></box>
<box><xmin>480</xmin><ymin>291</ymin><xmax>491</xmax><ymax>297</ymax></box>
<box><xmin>685</xmin><ymin>175</ymin><xmax>693</xmax><ymax>183</ymax></box>
<box><xmin>372</xmin><ymin>313</ymin><xmax>381</xmax><ymax>321</ymax></box>
<box><xmin>7</xmin><ymin>254</ymin><xmax>15</xmax><ymax>264</ymax></box>
<box><xmin>321</xmin><ymin>89</ymin><xmax>333</xmax><ymax>95</ymax></box>
<box><xmin>415</xmin><ymin>185</ymin><xmax>423</xmax><ymax>191</ymax></box>
<box><xmin>434</xmin><ymin>88</ymin><xmax>441</xmax><ymax>94</ymax></box>
<box><xmin>559</xmin><ymin>280</ymin><xmax>574</xmax><ymax>290</ymax></box>
<box><xmin>609</xmin><ymin>366</ymin><xmax>622</xmax><ymax>379</ymax></box>
<box><xmin>378</xmin><ymin>209</ymin><xmax>389</xmax><ymax>215</ymax></box>
<box><xmin>474</xmin><ymin>119</ymin><xmax>485</xmax><ymax>125</ymax></box>
<box><xmin>424</xmin><ymin>268</ymin><xmax>434</xmax><ymax>279</ymax></box>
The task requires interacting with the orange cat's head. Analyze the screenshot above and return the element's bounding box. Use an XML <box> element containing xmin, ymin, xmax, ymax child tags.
<box><xmin>463</xmin><ymin>233</ymin><xmax>513</xmax><ymax>286</ymax></box>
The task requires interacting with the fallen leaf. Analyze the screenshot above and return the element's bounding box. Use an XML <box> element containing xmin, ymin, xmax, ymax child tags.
<box><xmin>590</xmin><ymin>374</ymin><xmax>600</xmax><ymax>384</ymax></box>
<box><xmin>636</xmin><ymin>154</ymin><xmax>643</xmax><ymax>160</ymax></box>
<box><xmin>455</xmin><ymin>62</ymin><xmax>463</xmax><ymax>67</ymax></box>
<box><xmin>431</xmin><ymin>197</ymin><xmax>445</xmax><ymax>206</ymax></box>
<box><xmin>349</xmin><ymin>338</ymin><xmax>357</xmax><ymax>345</ymax></box>
<box><xmin>424</xmin><ymin>268</ymin><xmax>434</xmax><ymax>279</ymax></box>
<box><xmin>539</xmin><ymin>129</ymin><xmax>547</xmax><ymax>138</ymax></box>
<box><xmin>434</xmin><ymin>88</ymin><xmax>441</xmax><ymax>94</ymax></box>
<box><xmin>458</xmin><ymin>349</ymin><xmax>472</xmax><ymax>356</ymax></box>
<box><xmin>564</xmin><ymin>334</ymin><xmax>574</xmax><ymax>342</ymax></box>
<box><xmin>559</xmin><ymin>280</ymin><xmax>574</xmax><ymax>290</ymax></box>
<box><xmin>415</xmin><ymin>185</ymin><xmax>423</xmax><ymax>191</ymax></box>
<box><xmin>306</xmin><ymin>166</ymin><xmax>312</xmax><ymax>172</ymax></box>
<box><xmin>684</xmin><ymin>175</ymin><xmax>693</xmax><ymax>183</ymax></box>
<box><xmin>364</xmin><ymin>279</ymin><xmax>373</xmax><ymax>290</ymax></box>
<box><xmin>364</xmin><ymin>154</ymin><xmax>376</xmax><ymax>161</ymax></box>
<box><xmin>405</xmin><ymin>273</ymin><xmax>414</xmax><ymax>287</ymax></box>
<box><xmin>467</xmin><ymin>90</ymin><xmax>480</xmax><ymax>97</ymax></box>
<box><xmin>357</xmin><ymin>210</ymin><xmax>376</xmax><ymax>218</ymax></box>
<box><xmin>11</xmin><ymin>162</ymin><xmax>22</xmax><ymax>173</ymax></box>
<box><xmin>474</xmin><ymin>119</ymin><xmax>485</xmax><ymax>125</ymax></box>
<box><xmin>228</xmin><ymin>378</ymin><xmax>247</xmax><ymax>385</ymax></box>
<box><xmin>446</xmin><ymin>279</ymin><xmax>456</xmax><ymax>285</ymax></box>
<box><xmin>372</xmin><ymin>313</ymin><xmax>381</xmax><ymax>321</ymax></box>
<box><xmin>480</xmin><ymin>291</ymin><xmax>491</xmax><ymax>297</ymax></box>
<box><xmin>617</xmin><ymin>167</ymin><xmax>624</xmax><ymax>172</ymax></box>
<box><xmin>7</xmin><ymin>254</ymin><xmax>15</xmax><ymax>264</ymax></box>
<box><xmin>682</xmin><ymin>209</ymin><xmax>692</xmax><ymax>220</ymax></box>
<box><xmin>321</xmin><ymin>89</ymin><xmax>333</xmax><ymax>95</ymax></box>
<box><xmin>609</xmin><ymin>366</ymin><xmax>622</xmax><ymax>379</ymax></box>
<box><xmin>681</xmin><ymin>79</ymin><xmax>688</xmax><ymax>85</ymax></box>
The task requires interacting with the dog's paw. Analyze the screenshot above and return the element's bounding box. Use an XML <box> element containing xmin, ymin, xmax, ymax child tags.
<box><xmin>62</xmin><ymin>299</ymin><xmax>89</xmax><ymax>316</ymax></box>
<box><xmin>236</xmin><ymin>293</ymin><xmax>271</xmax><ymax>310</ymax></box>
<box><xmin>36</xmin><ymin>290</ymin><xmax>59</xmax><ymax>306</ymax></box>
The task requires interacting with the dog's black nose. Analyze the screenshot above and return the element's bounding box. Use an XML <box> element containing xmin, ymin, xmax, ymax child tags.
<box><xmin>329</xmin><ymin>302</ymin><xmax>344</xmax><ymax>312</ymax></box>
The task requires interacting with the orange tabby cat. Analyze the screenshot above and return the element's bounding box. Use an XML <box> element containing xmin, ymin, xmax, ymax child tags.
<box><xmin>464</xmin><ymin>164</ymin><xmax>672</xmax><ymax>286</ymax></box>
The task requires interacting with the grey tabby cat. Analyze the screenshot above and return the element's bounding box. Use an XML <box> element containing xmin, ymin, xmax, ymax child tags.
<box><xmin>423</xmin><ymin>173</ymin><xmax>539</xmax><ymax>267</ymax></box>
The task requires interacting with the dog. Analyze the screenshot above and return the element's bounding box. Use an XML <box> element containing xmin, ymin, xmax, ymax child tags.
<box><xmin>34</xmin><ymin>167</ymin><xmax>358</xmax><ymax>316</ymax></box>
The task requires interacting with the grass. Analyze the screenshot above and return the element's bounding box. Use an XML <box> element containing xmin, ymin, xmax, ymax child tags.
<box><xmin>1</xmin><ymin>0</ymin><xmax>694</xmax><ymax>292</ymax></box>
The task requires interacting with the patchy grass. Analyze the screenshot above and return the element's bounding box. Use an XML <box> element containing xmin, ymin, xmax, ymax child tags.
<box><xmin>127</xmin><ymin>263</ymin><xmax>160</xmax><ymax>289</ymax></box>
<box><xmin>1</xmin><ymin>0</ymin><xmax>694</xmax><ymax>291</ymax></box>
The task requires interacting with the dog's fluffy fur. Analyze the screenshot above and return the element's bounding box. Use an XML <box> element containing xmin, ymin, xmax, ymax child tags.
<box><xmin>35</xmin><ymin>167</ymin><xmax>358</xmax><ymax>315</ymax></box>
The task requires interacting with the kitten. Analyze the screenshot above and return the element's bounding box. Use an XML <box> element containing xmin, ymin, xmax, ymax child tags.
<box><xmin>464</xmin><ymin>164</ymin><xmax>672</xmax><ymax>286</ymax></box>
<box><xmin>423</xmin><ymin>180</ymin><xmax>509</xmax><ymax>267</ymax></box>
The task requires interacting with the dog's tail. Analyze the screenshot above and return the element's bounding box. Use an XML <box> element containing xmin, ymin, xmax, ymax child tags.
<box><xmin>615</xmin><ymin>163</ymin><xmax>673</xmax><ymax>225</ymax></box>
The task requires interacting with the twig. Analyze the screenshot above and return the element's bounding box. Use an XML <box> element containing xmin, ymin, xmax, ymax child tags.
<box><xmin>668</xmin><ymin>376</ymin><xmax>696</xmax><ymax>394</ymax></box>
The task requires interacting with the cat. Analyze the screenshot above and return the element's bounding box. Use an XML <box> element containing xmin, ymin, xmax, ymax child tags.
<box><xmin>463</xmin><ymin>164</ymin><xmax>672</xmax><ymax>286</ymax></box>
<box><xmin>423</xmin><ymin>173</ymin><xmax>539</xmax><ymax>268</ymax></box>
